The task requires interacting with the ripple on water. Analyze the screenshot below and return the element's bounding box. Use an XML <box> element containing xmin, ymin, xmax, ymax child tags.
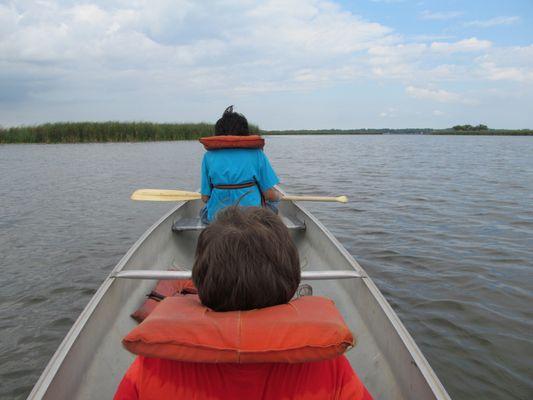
<box><xmin>20</xmin><ymin>295</ymin><xmax>48</xmax><ymax>306</ymax></box>
<box><xmin>49</xmin><ymin>286</ymin><xmax>75</xmax><ymax>295</ymax></box>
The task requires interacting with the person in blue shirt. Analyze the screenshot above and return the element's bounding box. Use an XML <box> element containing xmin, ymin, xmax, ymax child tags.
<box><xmin>200</xmin><ymin>106</ymin><xmax>281</xmax><ymax>223</ymax></box>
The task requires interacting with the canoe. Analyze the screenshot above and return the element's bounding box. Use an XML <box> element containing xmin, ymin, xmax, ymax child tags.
<box><xmin>28</xmin><ymin>199</ymin><xmax>451</xmax><ymax>399</ymax></box>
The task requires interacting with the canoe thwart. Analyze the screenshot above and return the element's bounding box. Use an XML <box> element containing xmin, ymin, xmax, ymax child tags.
<box><xmin>112</xmin><ymin>270</ymin><xmax>362</xmax><ymax>280</ymax></box>
<box><xmin>172</xmin><ymin>215</ymin><xmax>306</xmax><ymax>233</ymax></box>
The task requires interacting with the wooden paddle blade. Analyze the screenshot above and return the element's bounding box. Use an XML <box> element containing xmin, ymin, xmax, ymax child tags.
<box><xmin>131</xmin><ymin>189</ymin><xmax>202</xmax><ymax>202</ymax></box>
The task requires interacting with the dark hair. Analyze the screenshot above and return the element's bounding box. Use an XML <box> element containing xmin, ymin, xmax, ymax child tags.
<box><xmin>192</xmin><ymin>207</ymin><xmax>300</xmax><ymax>312</ymax></box>
<box><xmin>214</xmin><ymin>105</ymin><xmax>249</xmax><ymax>136</ymax></box>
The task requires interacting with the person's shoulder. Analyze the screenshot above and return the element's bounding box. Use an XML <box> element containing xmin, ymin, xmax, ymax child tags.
<box><xmin>205</xmin><ymin>148</ymin><xmax>262</xmax><ymax>161</ymax></box>
<box><xmin>335</xmin><ymin>354</ymin><xmax>351</xmax><ymax>367</ymax></box>
<box><xmin>249</xmin><ymin>148</ymin><xmax>266</xmax><ymax>158</ymax></box>
<box><xmin>221</xmin><ymin>148</ymin><xmax>263</xmax><ymax>157</ymax></box>
<box><xmin>281</xmin><ymin>355</ymin><xmax>347</xmax><ymax>374</ymax></box>
<box><xmin>140</xmin><ymin>356</ymin><xmax>187</xmax><ymax>372</ymax></box>
<box><xmin>205</xmin><ymin>148</ymin><xmax>247</xmax><ymax>155</ymax></box>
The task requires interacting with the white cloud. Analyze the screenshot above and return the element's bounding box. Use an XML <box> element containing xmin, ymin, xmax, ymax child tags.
<box><xmin>0</xmin><ymin>0</ymin><xmax>396</xmax><ymax>98</ymax></box>
<box><xmin>367</xmin><ymin>43</ymin><xmax>427</xmax><ymax>80</ymax></box>
<box><xmin>367</xmin><ymin>39</ymin><xmax>533</xmax><ymax>87</ymax></box>
<box><xmin>430</xmin><ymin>38</ymin><xmax>491</xmax><ymax>53</ymax></box>
<box><xmin>420</xmin><ymin>10</ymin><xmax>463</xmax><ymax>20</ymax></box>
<box><xmin>379</xmin><ymin>107</ymin><xmax>398</xmax><ymax>118</ymax></box>
<box><xmin>0</xmin><ymin>0</ymin><xmax>532</xmax><ymax>127</ymax></box>
<box><xmin>69</xmin><ymin>4</ymin><xmax>108</xmax><ymax>24</ymax></box>
<box><xmin>484</xmin><ymin>45</ymin><xmax>533</xmax><ymax>66</ymax></box>
<box><xmin>406</xmin><ymin>86</ymin><xmax>475</xmax><ymax>104</ymax></box>
<box><xmin>476</xmin><ymin>45</ymin><xmax>533</xmax><ymax>83</ymax></box>
<box><xmin>432</xmin><ymin>110</ymin><xmax>444</xmax><ymax>116</ymax></box>
<box><xmin>411</xmin><ymin>34</ymin><xmax>455</xmax><ymax>42</ymax></box>
<box><xmin>479</xmin><ymin>62</ymin><xmax>533</xmax><ymax>83</ymax></box>
<box><xmin>0</xmin><ymin>4</ymin><xmax>21</xmax><ymax>37</ymax></box>
<box><xmin>366</xmin><ymin>40</ymin><xmax>479</xmax><ymax>83</ymax></box>
<box><xmin>465</xmin><ymin>16</ymin><xmax>520</xmax><ymax>28</ymax></box>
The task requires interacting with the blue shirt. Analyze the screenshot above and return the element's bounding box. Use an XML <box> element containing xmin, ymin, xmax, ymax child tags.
<box><xmin>201</xmin><ymin>148</ymin><xmax>279</xmax><ymax>222</ymax></box>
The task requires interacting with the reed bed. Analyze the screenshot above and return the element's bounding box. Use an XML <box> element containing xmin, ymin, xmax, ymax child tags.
<box><xmin>0</xmin><ymin>122</ymin><xmax>260</xmax><ymax>144</ymax></box>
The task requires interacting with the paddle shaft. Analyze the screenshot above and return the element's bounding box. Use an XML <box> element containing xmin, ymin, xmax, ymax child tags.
<box><xmin>131</xmin><ymin>189</ymin><xmax>347</xmax><ymax>203</ymax></box>
<box><xmin>282</xmin><ymin>195</ymin><xmax>347</xmax><ymax>203</ymax></box>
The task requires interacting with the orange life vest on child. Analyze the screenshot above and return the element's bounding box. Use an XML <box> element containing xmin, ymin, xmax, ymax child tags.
<box><xmin>199</xmin><ymin>135</ymin><xmax>265</xmax><ymax>150</ymax></box>
<box><xmin>115</xmin><ymin>296</ymin><xmax>374</xmax><ymax>399</ymax></box>
<box><xmin>123</xmin><ymin>295</ymin><xmax>353</xmax><ymax>363</ymax></box>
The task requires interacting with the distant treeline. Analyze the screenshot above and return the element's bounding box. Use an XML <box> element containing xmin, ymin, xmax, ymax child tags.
<box><xmin>452</xmin><ymin>124</ymin><xmax>488</xmax><ymax>131</ymax></box>
<box><xmin>269</xmin><ymin>128</ymin><xmax>533</xmax><ymax>136</ymax></box>
<box><xmin>268</xmin><ymin>128</ymin><xmax>429</xmax><ymax>135</ymax></box>
<box><xmin>432</xmin><ymin>129</ymin><xmax>532</xmax><ymax>136</ymax></box>
<box><xmin>1</xmin><ymin>122</ymin><xmax>531</xmax><ymax>143</ymax></box>
<box><xmin>0</xmin><ymin>122</ymin><xmax>260</xmax><ymax>144</ymax></box>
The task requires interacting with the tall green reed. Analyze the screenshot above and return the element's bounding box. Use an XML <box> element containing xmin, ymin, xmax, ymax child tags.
<box><xmin>0</xmin><ymin>122</ymin><xmax>261</xmax><ymax>144</ymax></box>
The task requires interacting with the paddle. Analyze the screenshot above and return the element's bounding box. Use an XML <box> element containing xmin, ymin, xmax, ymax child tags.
<box><xmin>131</xmin><ymin>189</ymin><xmax>348</xmax><ymax>203</ymax></box>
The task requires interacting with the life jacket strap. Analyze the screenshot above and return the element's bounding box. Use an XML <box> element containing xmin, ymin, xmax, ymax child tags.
<box><xmin>147</xmin><ymin>291</ymin><xmax>165</xmax><ymax>302</ymax></box>
<box><xmin>147</xmin><ymin>287</ymin><xmax>198</xmax><ymax>302</ymax></box>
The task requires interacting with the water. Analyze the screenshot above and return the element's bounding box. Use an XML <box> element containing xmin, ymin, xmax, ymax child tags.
<box><xmin>0</xmin><ymin>136</ymin><xmax>532</xmax><ymax>399</ymax></box>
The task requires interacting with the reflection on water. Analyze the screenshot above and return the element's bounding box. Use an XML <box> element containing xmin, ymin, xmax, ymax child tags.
<box><xmin>1</xmin><ymin>136</ymin><xmax>532</xmax><ymax>399</ymax></box>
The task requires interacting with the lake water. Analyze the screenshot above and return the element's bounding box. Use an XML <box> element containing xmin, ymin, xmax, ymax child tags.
<box><xmin>0</xmin><ymin>135</ymin><xmax>532</xmax><ymax>399</ymax></box>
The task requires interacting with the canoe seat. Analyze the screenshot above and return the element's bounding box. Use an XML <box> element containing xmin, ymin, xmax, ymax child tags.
<box><xmin>172</xmin><ymin>215</ymin><xmax>306</xmax><ymax>233</ymax></box>
<box><xmin>171</xmin><ymin>218</ymin><xmax>206</xmax><ymax>232</ymax></box>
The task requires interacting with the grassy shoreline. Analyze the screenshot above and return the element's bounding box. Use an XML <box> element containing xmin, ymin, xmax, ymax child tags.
<box><xmin>0</xmin><ymin>122</ymin><xmax>260</xmax><ymax>144</ymax></box>
<box><xmin>1</xmin><ymin>122</ymin><xmax>531</xmax><ymax>144</ymax></box>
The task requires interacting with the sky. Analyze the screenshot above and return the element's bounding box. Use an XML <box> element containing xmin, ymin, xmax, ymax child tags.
<box><xmin>1</xmin><ymin>0</ymin><xmax>532</xmax><ymax>129</ymax></box>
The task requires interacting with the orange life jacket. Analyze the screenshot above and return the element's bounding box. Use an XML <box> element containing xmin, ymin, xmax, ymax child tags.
<box><xmin>199</xmin><ymin>135</ymin><xmax>265</xmax><ymax>150</ymax></box>
<box><xmin>116</xmin><ymin>296</ymin><xmax>374</xmax><ymax>400</ymax></box>
<box><xmin>130</xmin><ymin>278</ymin><xmax>196</xmax><ymax>323</ymax></box>
<box><xmin>123</xmin><ymin>295</ymin><xmax>354</xmax><ymax>364</ymax></box>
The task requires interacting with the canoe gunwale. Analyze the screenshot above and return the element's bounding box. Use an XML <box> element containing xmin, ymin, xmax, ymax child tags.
<box><xmin>27</xmin><ymin>202</ymin><xmax>186</xmax><ymax>400</ymax></box>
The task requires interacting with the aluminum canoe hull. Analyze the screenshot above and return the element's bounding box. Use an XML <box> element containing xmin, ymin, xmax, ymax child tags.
<box><xmin>28</xmin><ymin>200</ymin><xmax>450</xmax><ymax>400</ymax></box>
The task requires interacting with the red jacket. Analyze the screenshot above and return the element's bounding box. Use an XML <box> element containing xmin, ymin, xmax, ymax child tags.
<box><xmin>115</xmin><ymin>355</ymin><xmax>373</xmax><ymax>400</ymax></box>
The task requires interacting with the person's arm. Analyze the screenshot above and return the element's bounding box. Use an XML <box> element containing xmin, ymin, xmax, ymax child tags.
<box><xmin>264</xmin><ymin>187</ymin><xmax>282</xmax><ymax>202</ymax></box>
<box><xmin>200</xmin><ymin>154</ymin><xmax>212</xmax><ymax>202</ymax></box>
<box><xmin>114</xmin><ymin>357</ymin><xmax>142</xmax><ymax>400</ymax></box>
<box><xmin>256</xmin><ymin>152</ymin><xmax>280</xmax><ymax>197</ymax></box>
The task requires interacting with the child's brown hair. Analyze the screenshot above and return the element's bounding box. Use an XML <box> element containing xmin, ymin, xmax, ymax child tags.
<box><xmin>192</xmin><ymin>206</ymin><xmax>300</xmax><ymax>311</ymax></box>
